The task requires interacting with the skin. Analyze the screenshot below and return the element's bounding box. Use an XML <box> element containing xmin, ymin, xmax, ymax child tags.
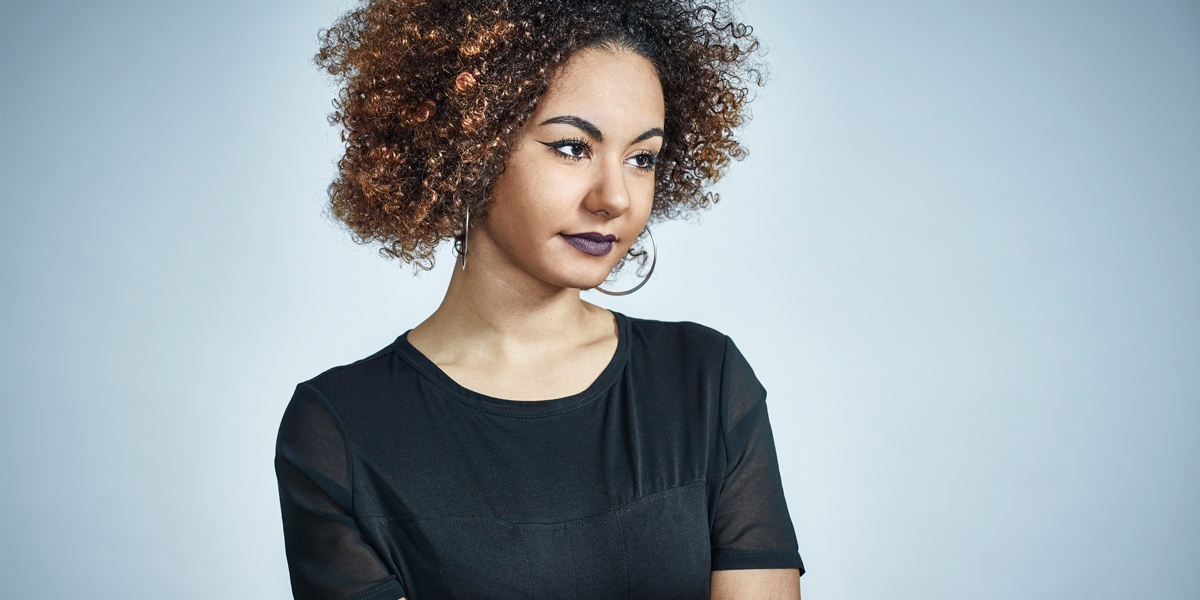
<box><xmin>406</xmin><ymin>46</ymin><xmax>660</xmax><ymax>401</ymax></box>
<box><xmin>405</xmin><ymin>47</ymin><xmax>800</xmax><ymax>599</ymax></box>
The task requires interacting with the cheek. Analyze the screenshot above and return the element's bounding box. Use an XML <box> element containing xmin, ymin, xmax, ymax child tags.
<box><xmin>632</xmin><ymin>176</ymin><xmax>656</xmax><ymax>219</ymax></box>
<box><xmin>487</xmin><ymin>163</ymin><xmax>561</xmax><ymax>245</ymax></box>
<box><xmin>492</xmin><ymin>161</ymin><xmax>581</xmax><ymax>224</ymax></box>
<box><xmin>489</xmin><ymin>162</ymin><xmax>536</xmax><ymax>222</ymax></box>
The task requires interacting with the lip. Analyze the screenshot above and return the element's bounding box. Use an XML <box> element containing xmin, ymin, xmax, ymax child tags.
<box><xmin>559</xmin><ymin>232</ymin><xmax>616</xmax><ymax>257</ymax></box>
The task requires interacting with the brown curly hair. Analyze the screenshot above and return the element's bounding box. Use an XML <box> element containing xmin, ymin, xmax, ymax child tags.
<box><xmin>316</xmin><ymin>0</ymin><xmax>764</xmax><ymax>269</ymax></box>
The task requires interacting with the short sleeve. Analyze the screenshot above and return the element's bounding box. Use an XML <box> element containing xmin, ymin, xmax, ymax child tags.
<box><xmin>710</xmin><ymin>337</ymin><xmax>805</xmax><ymax>574</ymax></box>
<box><xmin>275</xmin><ymin>383</ymin><xmax>406</xmax><ymax>600</ymax></box>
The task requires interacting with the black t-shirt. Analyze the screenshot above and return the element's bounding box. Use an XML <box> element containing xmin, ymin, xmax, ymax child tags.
<box><xmin>275</xmin><ymin>311</ymin><xmax>803</xmax><ymax>600</ymax></box>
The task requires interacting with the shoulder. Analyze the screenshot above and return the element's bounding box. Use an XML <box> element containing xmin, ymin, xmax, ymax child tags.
<box><xmin>619</xmin><ymin>312</ymin><xmax>737</xmax><ymax>371</ymax></box>
<box><xmin>288</xmin><ymin>337</ymin><xmax>406</xmax><ymax>414</ymax></box>
<box><xmin>278</xmin><ymin>337</ymin><xmax>411</xmax><ymax>455</ymax></box>
<box><xmin>620</xmin><ymin>312</ymin><xmax>764</xmax><ymax>394</ymax></box>
<box><xmin>622</xmin><ymin>313</ymin><xmax>730</xmax><ymax>350</ymax></box>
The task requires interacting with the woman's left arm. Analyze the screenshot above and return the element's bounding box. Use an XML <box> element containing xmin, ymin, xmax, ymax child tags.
<box><xmin>711</xmin><ymin>569</ymin><xmax>802</xmax><ymax>600</ymax></box>
<box><xmin>709</xmin><ymin>337</ymin><xmax>805</xmax><ymax>598</ymax></box>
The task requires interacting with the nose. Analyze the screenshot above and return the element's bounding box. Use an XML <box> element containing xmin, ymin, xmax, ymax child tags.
<box><xmin>583</xmin><ymin>155</ymin><xmax>632</xmax><ymax>219</ymax></box>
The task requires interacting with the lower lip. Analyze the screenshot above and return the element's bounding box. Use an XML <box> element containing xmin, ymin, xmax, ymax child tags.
<box><xmin>559</xmin><ymin>234</ymin><xmax>613</xmax><ymax>257</ymax></box>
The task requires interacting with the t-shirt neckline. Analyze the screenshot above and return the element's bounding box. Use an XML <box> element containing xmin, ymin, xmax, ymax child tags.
<box><xmin>393</xmin><ymin>309</ymin><xmax>631</xmax><ymax>417</ymax></box>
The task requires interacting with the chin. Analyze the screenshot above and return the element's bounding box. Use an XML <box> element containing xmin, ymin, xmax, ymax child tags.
<box><xmin>546</xmin><ymin>263</ymin><xmax>614</xmax><ymax>291</ymax></box>
<box><xmin>560</xmin><ymin>274</ymin><xmax>611</xmax><ymax>292</ymax></box>
<box><xmin>576</xmin><ymin>277</ymin><xmax>611</xmax><ymax>291</ymax></box>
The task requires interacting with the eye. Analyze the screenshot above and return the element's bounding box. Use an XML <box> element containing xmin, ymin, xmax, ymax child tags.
<box><xmin>626</xmin><ymin>151</ymin><xmax>659</xmax><ymax>172</ymax></box>
<box><xmin>540</xmin><ymin>139</ymin><xmax>592</xmax><ymax>161</ymax></box>
<box><xmin>556</xmin><ymin>143</ymin><xmax>588</xmax><ymax>159</ymax></box>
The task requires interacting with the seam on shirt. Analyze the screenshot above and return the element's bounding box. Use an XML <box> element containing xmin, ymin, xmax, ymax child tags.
<box><xmin>725</xmin><ymin>400</ymin><xmax>769</xmax><ymax>445</ymax></box>
<box><xmin>617</xmin><ymin>505</ymin><xmax>630</xmax><ymax>600</ymax></box>
<box><xmin>566</xmin><ymin>526</ymin><xmax>580</xmax><ymax>600</ymax></box>
<box><xmin>345</xmin><ymin>578</ymin><xmax>402</xmax><ymax>600</ymax></box>
<box><xmin>717</xmin><ymin>336</ymin><xmax>731</xmax><ymax>480</ymax></box>
<box><xmin>712</xmin><ymin>549</ymin><xmax>798</xmax><ymax>555</ymax></box>
<box><xmin>521</xmin><ymin>531</ymin><xmax>533</xmax><ymax>600</ymax></box>
<box><xmin>711</xmin><ymin>548</ymin><xmax>804</xmax><ymax>574</ymax></box>
<box><xmin>299</xmin><ymin>382</ymin><xmax>359</xmax><ymax>517</ymax></box>
<box><xmin>308</xmin><ymin>342</ymin><xmax>398</xmax><ymax>382</ymax></box>
<box><xmin>391</xmin><ymin>313</ymin><xmax>631</xmax><ymax>419</ymax></box>
<box><xmin>394</xmin><ymin>348</ymin><xmax>617</xmax><ymax>419</ymax></box>
<box><xmin>360</xmin><ymin>479</ymin><xmax>708</xmax><ymax>529</ymax></box>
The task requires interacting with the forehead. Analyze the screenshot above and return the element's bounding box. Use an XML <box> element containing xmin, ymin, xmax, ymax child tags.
<box><xmin>532</xmin><ymin>48</ymin><xmax>665</xmax><ymax>132</ymax></box>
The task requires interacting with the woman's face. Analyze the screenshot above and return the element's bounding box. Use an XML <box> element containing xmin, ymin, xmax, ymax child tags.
<box><xmin>479</xmin><ymin>47</ymin><xmax>665</xmax><ymax>292</ymax></box>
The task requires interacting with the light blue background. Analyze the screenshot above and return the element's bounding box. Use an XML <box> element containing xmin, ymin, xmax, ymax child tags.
<box><xmin>2</xmin><ymin>1</ymin><xmax>1197</xmax><ymax>598</ymax></box>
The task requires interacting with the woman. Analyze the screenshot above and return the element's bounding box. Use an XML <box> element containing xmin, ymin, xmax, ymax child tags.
<box><xmin>275</xmin><ymin>0</ymin><xmax>804</xmax><ymax>598</ymax></box>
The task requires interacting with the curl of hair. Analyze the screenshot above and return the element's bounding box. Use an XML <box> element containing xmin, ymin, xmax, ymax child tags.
<box><xmin>316</xmin><ymin>0</ymin><xmax>765</xmax><ymax>269</ymax></box>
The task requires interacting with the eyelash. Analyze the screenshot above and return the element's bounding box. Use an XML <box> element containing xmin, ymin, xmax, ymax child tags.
<box><xmin>543</xmin><ymin>138</ymin><xmax>659</xmax><ymax>172</ymax></box>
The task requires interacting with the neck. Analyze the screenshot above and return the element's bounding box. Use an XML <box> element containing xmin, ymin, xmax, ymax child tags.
<box><xmin>411</xmin><ymin>227</ymin><xmax>608</xmax><ymax>355</ymax></box>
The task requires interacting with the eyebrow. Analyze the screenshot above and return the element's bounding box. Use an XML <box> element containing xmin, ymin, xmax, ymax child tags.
<box><xmin>541</xmin><ymin>115</ymin><xmax>603</xmax><ymax>141</ymax></box>
<box><xmin>539</xmin><ymin>115</ymin><xmax>663</xmax><ymax>145</ymax></box>
<box><xmin>633</xmin><ymin>127</ymin><xmax>664</xmax><ymax>143</ymax></box>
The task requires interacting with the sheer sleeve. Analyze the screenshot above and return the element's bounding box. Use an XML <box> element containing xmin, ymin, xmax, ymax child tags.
<box><xmin>275</xmin><ymin>383</ymin><xmax>406</xmax><ymax>600</ymax></box>
<box><xmin>710</xmin><ymin>337</ymin><xmax>805</xmax><ymax>574</ymax></box>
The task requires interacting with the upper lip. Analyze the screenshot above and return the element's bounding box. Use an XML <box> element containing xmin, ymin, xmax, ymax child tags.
<box><xmin>562</xmin><ymin>232</ymin><xmax>616</xmax><ymax>243</ymax></box>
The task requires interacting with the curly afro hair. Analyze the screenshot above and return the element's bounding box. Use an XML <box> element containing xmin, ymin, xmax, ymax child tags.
<box><xmin>316</xmin><ymin>0</ymin><xmax>764</xmax><ymax>269</ymax></box>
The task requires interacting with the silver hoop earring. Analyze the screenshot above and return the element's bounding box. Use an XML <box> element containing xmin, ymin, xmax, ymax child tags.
<box><xmin>459</xmin><ymin>205</ymin><xmax>470</xmax><ymax>271</ymax></box>
<box><xmin>594</xmin><ymin>226</ymin><xmax>656</xmax><ymax>296</ymax></box>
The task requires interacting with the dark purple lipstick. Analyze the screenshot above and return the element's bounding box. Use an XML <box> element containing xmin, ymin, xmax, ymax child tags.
<box><xmin>559</xmin><ymin>232</ymin><xmax>616</xmax><ymax>257</ymax></box>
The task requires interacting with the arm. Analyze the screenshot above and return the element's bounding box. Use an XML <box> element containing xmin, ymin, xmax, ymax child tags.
<box><xmin>709</xmin><ymin>337</ymin><xmax>805</xmax><ymax>596</ymax></box>
<box><xmin>277</xmin><ymin>383</ymin><xmax>406</xmax><ymax>600</ymax></box>
<box><xmin>711</xmin><ymin>569</ymin><xmax>801</xmax><ymax>600</ymax></box>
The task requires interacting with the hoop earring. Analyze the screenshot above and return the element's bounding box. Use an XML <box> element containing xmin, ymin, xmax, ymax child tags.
<box><xmin>594</xmin><ymin>226</ymin><xmax>656</xmax><ymax>296</ymax></box>
<box><xmin>459</xmin><ymin>205</ymin><xmax>470</xmax><ymax>271</ymax></box>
